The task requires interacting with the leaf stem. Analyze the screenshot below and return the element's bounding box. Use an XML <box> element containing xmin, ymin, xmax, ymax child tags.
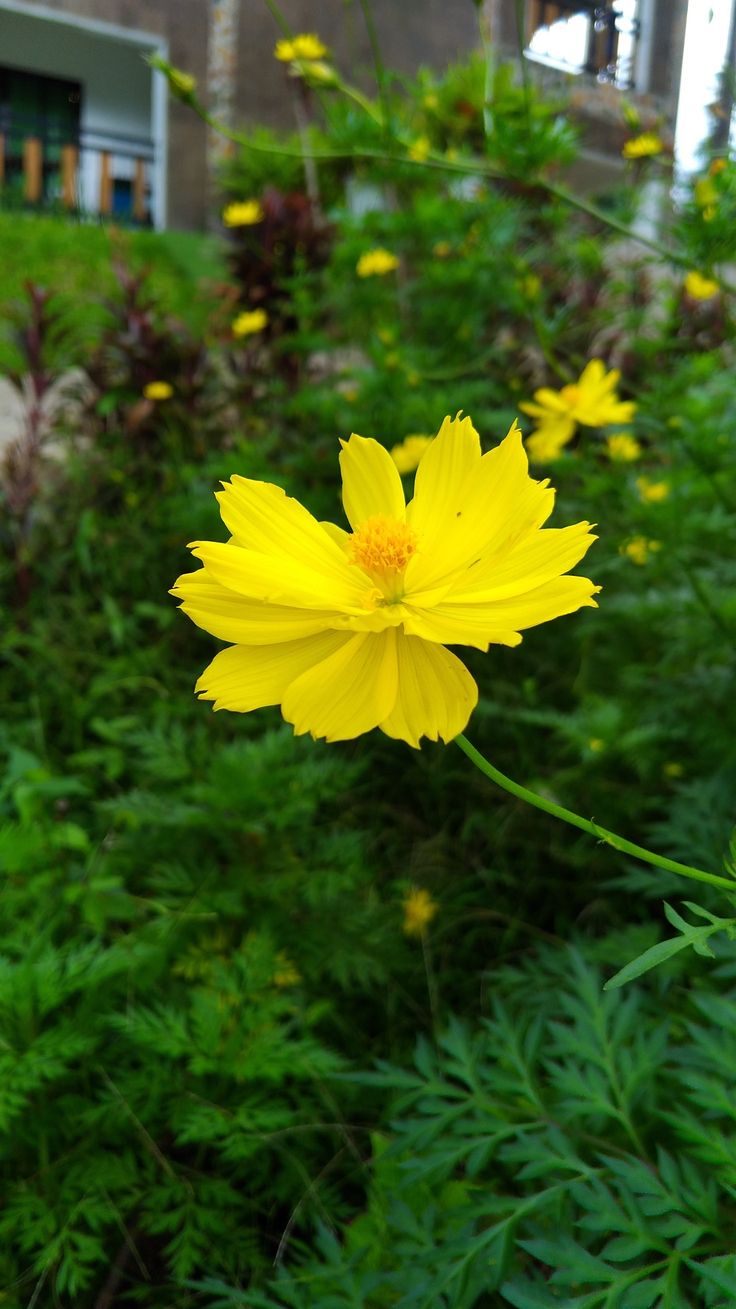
<box><xmin>454</xmin><ymin>734</ymin><xmax>736</xmax><ymax>895</ymax></box>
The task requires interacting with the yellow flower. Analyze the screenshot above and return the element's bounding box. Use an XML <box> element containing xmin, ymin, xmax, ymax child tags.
<box><xmin>684</xmin><ymin>270</ymin><xmax>719</xmax><ymax>301</ymax></box>
<box><xmin>663</xmin><ymin>761</ymin><xmax>684</xmax><ymax>779</ymax></box>
<box><xmin>695</xmin><ymin>177</ymin><xmax>718</xmax><ymax>210</ymax></box>
<box><xmin>606</xmin><ymin>432</ymin><xmax>641</xmax><ymax>462</ymax></box>
<box><xmin>172</xmin><ymin>415</ymin><xmax>599</xmax><ymax>747</ymax></box>
<box><xmin>275</xmin><ymin>33</ymin><xmax>327</xmax><ymax>62</ymax></box>
<box><xmin>168</xmin><ymin>67</ymin><xmax>196</xmax><ymax>98</ymax></box>
<box><xmin>588</xmin><ymin>738</ymin><xmax>604</xmax><ymax>753</ymax></box>
<box><xmin>636</xmin><ymin>477</ymin><xmax>670</xmax><ymax>503</ymax></box>
<box><xmin>521</xmin><ymin>360</ymin><xmax>636</xmax><ymax>460</ymax></box>
<box><xmin>143</xmin><ymin>381</ymin><xmax>173</xmax><ymax>401</ymax></box>
<box><xmin>408</xmin><ymin>135</ymin><xmax>431</xmax><ymax>163</ymax></box>
<box><xmin>232</xmin><ymin>308</ymin><xmax>269</xmax><ymax>337</ymax></box>
<box><xmin>520</xmin><ymin>273</ymin><xmax>542</xmax><ymax>300</ymax></box>
<box><xmin>356</xmin><ymin>248</ymin><xmax>400</xmax><ymax>278</ymax></box>
<box><xmin>621</xmin><ymin>536</ymin><xmax>660</xmax><ymax>566</ymax></box>
<box><xmin>391</xmin><ymin>435</ymin><xmax>434</xmax><ymax>475</ymax></box>
<box><xmin>403</xmin><ymin>887</ymin><xmax>438</xmax><ymax>937</ymax></box>
<box><xmin>622</xmin><ymin>132</ymin><xmax>663</xmax><ymax>159</ymax></box>
<box><xmin>273</xmin><ymin>953</ymin><xmax>301</xmax><ymax>988</ymax></box>
<box><xmin>709</xmin><ymin>157</ymin><xmax>727</xmax><ymax>175</ymax></box>
<box><xmin>433</xmin><ymin>241</ymin><xmax>452</xmax><ymax>258</ymax></box>
<box><xmin>222</xmin><ymin>199</ymin><xmax>264</xmax><ymax>228</ymax></box>
<box><xmin>525</xmin><ymin>423</ymin><xmax>570</xmax><ymax>464</ymax></box>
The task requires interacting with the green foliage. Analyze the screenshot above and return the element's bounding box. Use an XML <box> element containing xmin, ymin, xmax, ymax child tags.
<box><xmin>241</xmin><ymin>951</ymin><xmax>736</xmax><ymax>1308</ymax></box>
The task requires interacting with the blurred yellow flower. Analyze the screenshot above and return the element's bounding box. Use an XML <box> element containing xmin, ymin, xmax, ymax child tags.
<box><xmin>709</xmin><ymin>157</ymin><xmax>727</xmax><ymax>175</ymax></box>
<box><xmin>695</xmin><ymin>177</ymin><xmax>718</xmax><ymax>210</ymax></box>
<box><xmin>391</xmin><ymin>434</ymin><xmax>434</xmax><ymax>474</ymax></box>
<box><xmin>172</xmin><ymin>415</ymin><xmax>598</xmax><ymax>746</ymax></box>
<box><xmin>621</xmin><ymin>537</ymin><xmax>660</xmax><ymax>565</ymax></box>
<box><xmin>168</xmin><ymin>67</ymin><xmax>196</xmax><ymax>98</ymax></box>
<box><xmin>409</xmin><ymin>135</ymin><xmax>431</xmax><ymax>162</ymax></box>
<box><xmin>402</xmin><ymin>887</ymin><xmax>438</xmax><ymax>936</ymax></box>
<box><xmin>273</xmin><ymin>953</ymin><xmax>301</xmax><ymax>988</ymax></box>
<box><xmin>684</xmin><ymin>270</ymin><xmax>719</xmax><ymax>301</ymax></box>
<box><xmin>222</xmin><ymin>199</ymin><xmax>264</xmax><ymax>228</ymax></box>
<box><xmin>520</xmin><ymin>273</ymin><xmax>542</xmax><ymax>300</ymax></box>
<box><xmin>423</xmin><ymin>92</ymin><xmax>439</xmax><ymax>110</ymax></box>
<box><xmin>606</xmin><ymin>432</ymin><xmax>641</xmax><ymax>462</ymax></box>
<box><xmin>636</xmin><ymin>477</ymin><xmax>670</xmax><ymax>503</ymax></box>
<box><xmin>664</xmin><ymin>761</ymin><xmax>684</xmax><ymax>778</ymax></box>
<box><xmin>274</xmin><ymin>33</ymin><xmax>327</xmax><ymax>62</ymax></box>
<box><xmin>622</xmin><ymin>132</ymin><xmax>663</xmax><ymax>159</ymax></box>
<box><xmin>357</xmin><ymin>248</ymin><xmax>400</xmax><ymax>278</ymax></box>
<box><xmin>521</xmin><ymin>360</ymin><xmax>636</xmax><ymax>461</ymax></box>
<box><xmin>433</xmin><ymin>241</ymin><xmax>452</xmax><ymax>258</ymax></box>
<box><xmin>143</xmin><ymin>381</ymin><xmax>173</xmax><ymax>401</ymax></box>
<box><xmin>588</xmin><ymin>738</ymin><xmax>604</xmax><ymax>753</ymax></box>
<box><xmin>232</xmin><ymin>308</ymin><xmax>269</xmax><ymax>337</ymax></box>
<box><xmin>524</xmin><ymin>424</ymin><xmax>570</xmax><ymax>464</ymax></box>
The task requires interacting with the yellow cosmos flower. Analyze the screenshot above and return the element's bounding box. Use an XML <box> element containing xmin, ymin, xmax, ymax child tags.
<box><xmin>408</xmin><ymin>136</ymin><xmax>431</xmax><ymax>163</ymax></box>
<box><xmin>521</xmin><ymin>360</ymin><xmax>636</xmax><ymax>460</ymax></box>
<box><xmin>143</xmin><ymin>381</ymin><xmax>173</xmax><ymax>401</ymax></box>
<box><xmin>606</xmin><ymin>432</ymin><xmax>641</xmax><ymax>462</ymax></box>
<box><xmin>684</xmin><ymin>270</ymin><xmax>719</xmax><ymax>301</ymax></box>
<box><xmin>622</xmin><ymin>132</ymin><xmax>663</xmax><ymax>159</ymax></box>
<box><xmin>356</xmin><ymin>248</ymin><xmax>400</xmax><ymax>278</ymax></box>
<box><xmin>391</xmin><ymin>434</ymin><xmax>434</xmax><ymax>475</ymax></box>
<box><xmin>621</xmin><ymin>536</ymin><xmax>660</xmax><ymax>566</ymax></box>
<box><xmin>172</xmin><ymin>415</ymin><xmax>599</xmax><ymax>747</ymax></box>
<box><xmin>636</xmin><ymin>476</ymin><xmax>670</xmax><ymax>503</ymax></box>
<box><xmin>403</xmin><ymin>887</ymin><xmax>438</xmax><ymax>937</ymax></box>
<box><xmin>232</xmin><ymin>308</ymin><xmax>269</xmax><ymax>337</ymax></box>
<box><xmin>222</xmin><ymin>199</ymin><xmax>264</xmax><ymax>228</ymax></box>
<box><xmin>695</xmin><ymin>177</ymin><xmax>718</xmax><ymax>210</ymax></box>
<box><xmin>275</xmin><ymin>33</ymin><xmax>327</xmax><ymax>62</ymax></box>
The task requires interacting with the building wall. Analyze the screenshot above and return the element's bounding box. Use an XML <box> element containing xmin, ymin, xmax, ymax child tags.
<box><xmin>1</xmin><ymin>0</ymin><xmax>210</xmax><ymax>227</ymax></box>
<box><xmin>235</xmin><ymin>0</ymin><xmax>480</xmax><ymax>127</ymax></box>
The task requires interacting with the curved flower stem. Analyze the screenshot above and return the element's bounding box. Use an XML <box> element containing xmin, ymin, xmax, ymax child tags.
<box><xmin>454</xmin><ymin>734</ymin><xmax>736</xmax><ymax>896</ymax></box>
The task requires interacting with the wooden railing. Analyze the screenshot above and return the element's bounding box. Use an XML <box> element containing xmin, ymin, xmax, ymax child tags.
<box><xmin>0</xmin><ymin>129</ymin><xmax>153</xmax><ymax>222</ymax></box>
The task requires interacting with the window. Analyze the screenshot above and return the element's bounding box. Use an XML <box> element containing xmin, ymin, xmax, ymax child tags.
<box><xmin>0</xmin><ymin>65</ymin><xmax>82</xmax><ymax>200</ymax></box>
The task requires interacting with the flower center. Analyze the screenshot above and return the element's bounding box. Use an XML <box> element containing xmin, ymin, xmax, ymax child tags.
<box><xmin>348</xmin><ymin>515</ymin><xmax>417</xmax><ymax>598</ymax></box>
<box><xmin>560</xmin><ymin>384</ymin><xmax>581</xmax><ymax>411</ymax></box>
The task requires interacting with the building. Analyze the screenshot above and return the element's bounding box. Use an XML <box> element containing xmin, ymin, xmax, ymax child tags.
<box><xmin>0</xmin><ymin>0</ymin><xmax>720</xmax><ymax>230</ymax></box>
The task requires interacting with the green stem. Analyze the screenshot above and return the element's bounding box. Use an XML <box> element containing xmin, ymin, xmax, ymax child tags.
<box><xmin>357</xmin><ymin>0</ymin><xmax>390</xmax><ymax>132</ymax></box>
<box><xmin>454</xmin><ymin>734</ymin><xmax>736</xmax><ymax>895</ymax></box>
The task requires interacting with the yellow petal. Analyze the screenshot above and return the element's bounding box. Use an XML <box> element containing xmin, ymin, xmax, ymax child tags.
<box><xmin>339</xmin><ymin>434</ymin><xmax>406</xmax><ymax>529</ymax></box>
<box><xmin>406</xmin><ymin>413</ymin><xmax>481</xmax><ymax>548</ymax></box>
<box><xmin>189</xmin><ymin>541</ymin><xmax>375</xmax><ymax>613</ymax></box>
<box><xmin>401</xmin><ymin>602</ymin><xmax>523</xmax><ymax>650</ymax></box>
<box><xmin>379</xmin><ymin>635</ymin><xmax>478</xmax><ymax>748</ymax></box>
<box><xmin>282</xmin><ymin>630</ymin><xmax>399</xmax><ymax>741</ymax></box>
<box><xmin>172</xmin><ymin>568</ymin><xmax>338</xmax><ymax>644</ymax></box>
<box><xmin>405</xmin><ymin>423</ymin><xmax>554</xmax><ymax>594</ymax></box>
<box><xmin>195</xmin><ymin>631</ymin><xmax>350</xmax><ymax>712</ymax></box>
<box><xmin>448</xmin><ymin>521</ymin><xmax>596</xmax><ymax>601</ymax></box>
<box><xmin>217</xmin><ymin>478</ymin><xmax>358</xmax><ymax>589</ymax></box>
<box><xmin>423</xmin><ymin>575</ymin><xmax>600</xmax><ymax>639</ymax></box>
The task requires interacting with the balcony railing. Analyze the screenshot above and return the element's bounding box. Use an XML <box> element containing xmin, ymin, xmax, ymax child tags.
<box><xmin>0</xmin><ymin>113</ymin><xmax>155</xmax><ymax>224</ymax></box>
